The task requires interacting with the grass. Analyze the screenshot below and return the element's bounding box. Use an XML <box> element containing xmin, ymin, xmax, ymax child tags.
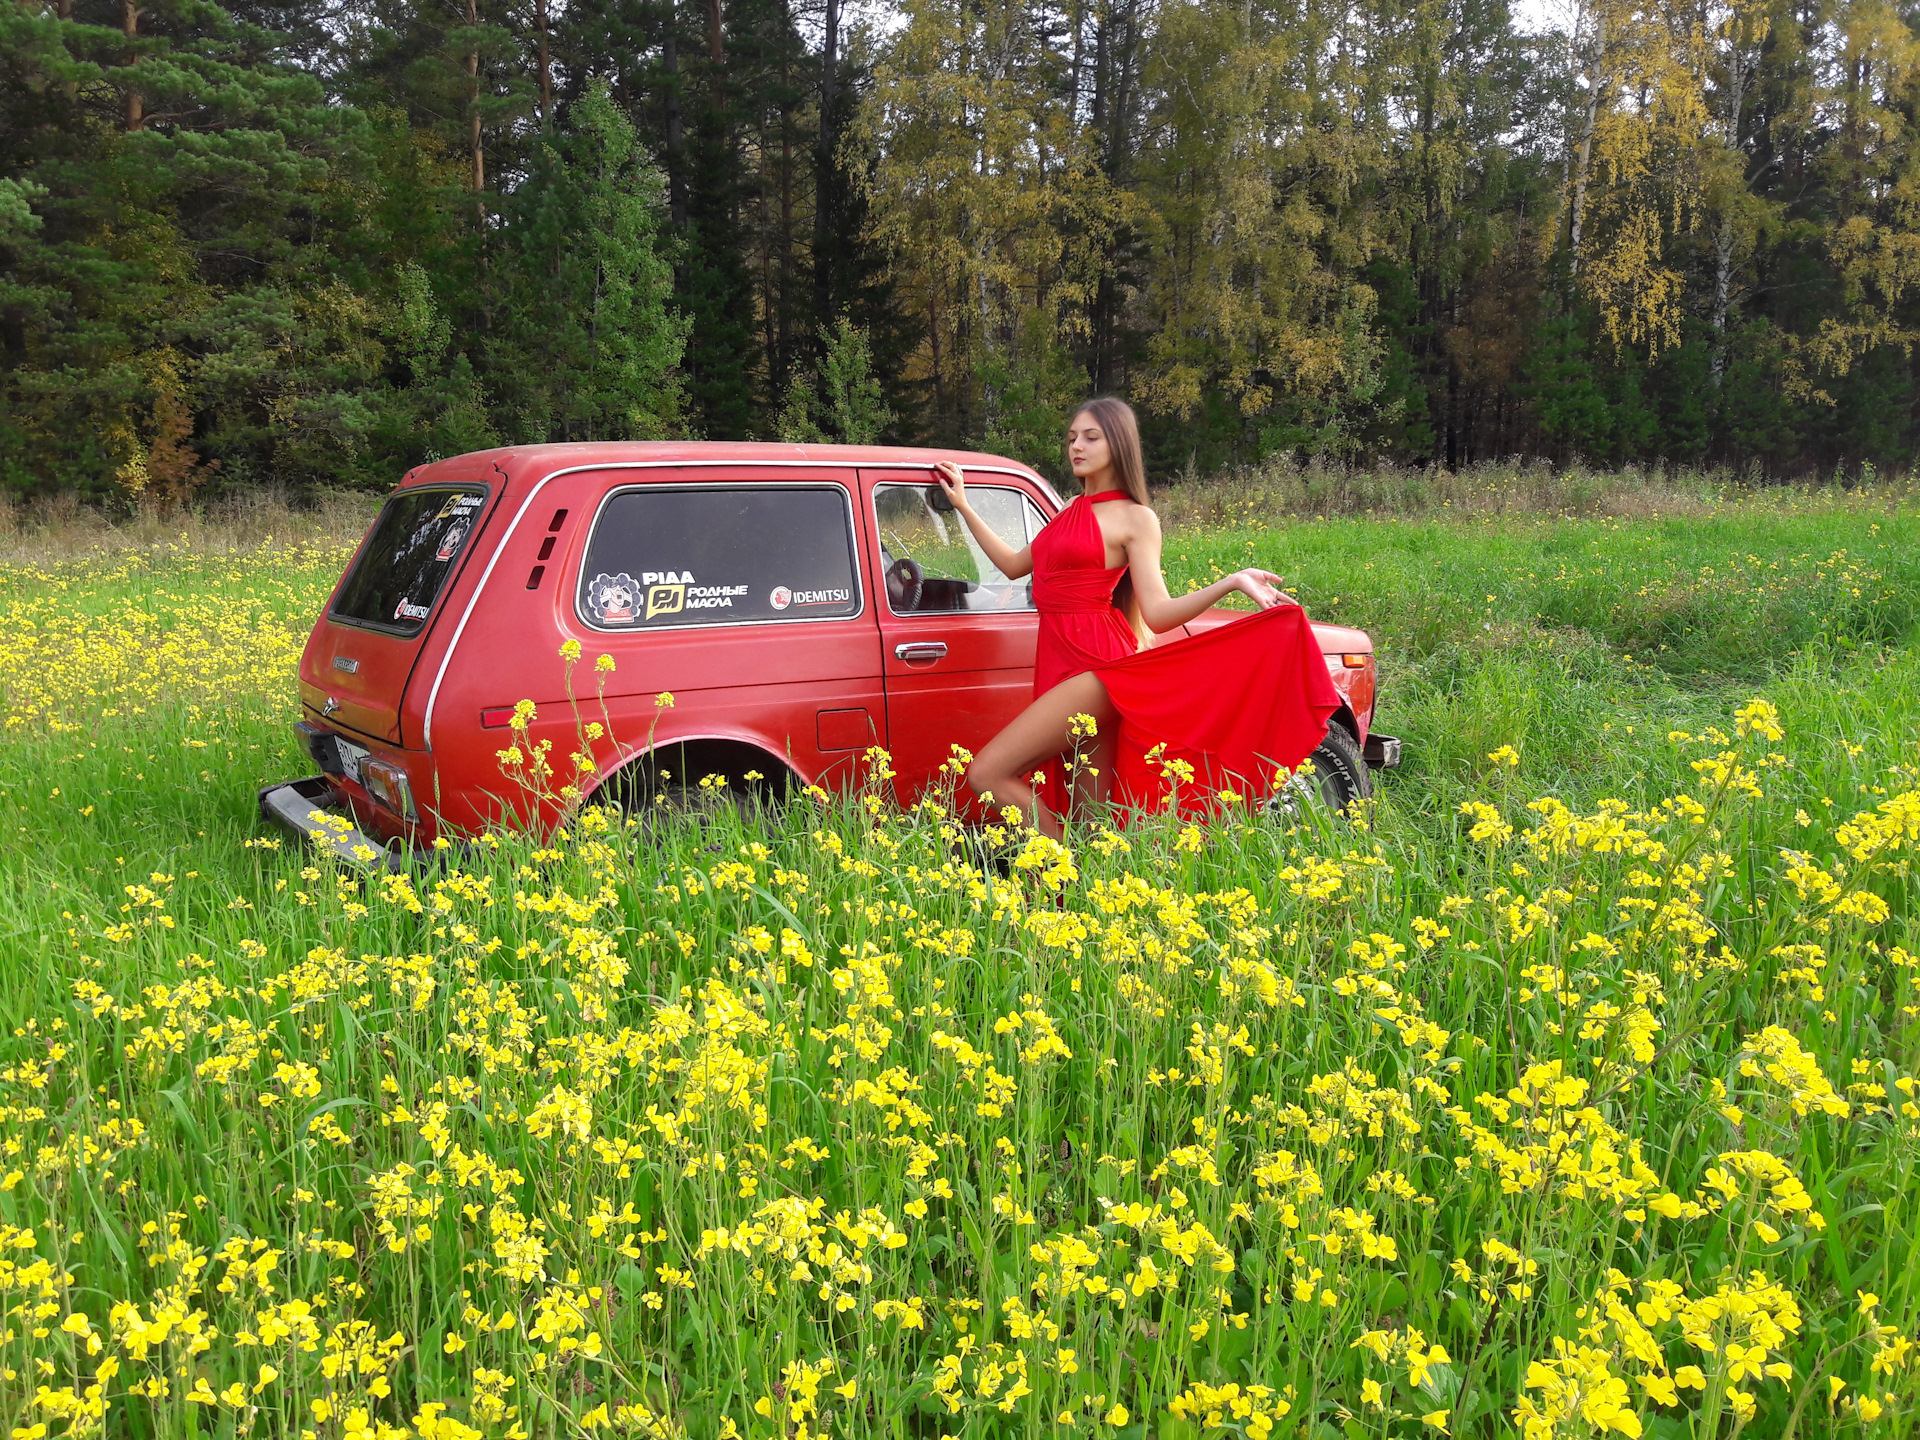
<box><xmin>0</xmin><ymin>484</ymin><xmax>1916</xmax><ymax>1439</ymax></box>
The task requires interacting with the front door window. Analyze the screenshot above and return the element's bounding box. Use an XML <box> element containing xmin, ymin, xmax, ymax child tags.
<box><xmin>873</xmin><ymin>483</ymin><xmax>1043</xmax><ymax>615</ymax></box>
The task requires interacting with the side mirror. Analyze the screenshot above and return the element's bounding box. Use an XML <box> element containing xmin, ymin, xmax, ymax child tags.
<box><xmin>925</xmin><ymin>483</ymin><xmax>956</xmax><ymax>515</ymax></box>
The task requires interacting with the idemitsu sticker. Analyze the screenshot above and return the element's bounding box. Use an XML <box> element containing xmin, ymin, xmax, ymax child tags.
<box><xmin>770</xmin><ymin>583</ymin><xmax>849</xmax><ymax>613</ymax></box>
<box><xmin>585</xmin><ymin>572</ymin><xmax>642</xmax><ymax>624</ymax></box>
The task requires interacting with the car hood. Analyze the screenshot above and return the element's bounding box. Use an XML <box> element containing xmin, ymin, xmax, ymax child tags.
<box><xmin>1180</xmin><ymin>610</ymin><xmax>1371</xmax><ymax>654</ymax></box>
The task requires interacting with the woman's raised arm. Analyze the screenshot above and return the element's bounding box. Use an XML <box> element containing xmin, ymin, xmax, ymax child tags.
<box><xmin>933</xmin><ymin>461</ymin><xmax>1034</xmax><ymax>580</ymax></box>
<box><xmin>1124</xmin><ymin>508</ymin><xmax>1292</xmax><ymax>634</ymax></box>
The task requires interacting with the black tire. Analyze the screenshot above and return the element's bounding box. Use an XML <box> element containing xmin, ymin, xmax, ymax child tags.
<box><xmin>1270</xmin><ymin>724</ymin><xmax>1373</xmax><ymax>819</ymax></box>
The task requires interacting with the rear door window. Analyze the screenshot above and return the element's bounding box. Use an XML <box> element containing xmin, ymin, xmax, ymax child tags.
<box><xmin>578</xmin><ymin>484</ymin><xmax>861</xmax><ymax>630</ymax></box>
<box><xmin>331</xmin><ymin>485</ymin><xmax>488</xmax><ymax>636</ymax></box>
<box><xmin>874</xmin><ymin>482</ymin><xmax>1047</xmax><ymax>614</ymax></box>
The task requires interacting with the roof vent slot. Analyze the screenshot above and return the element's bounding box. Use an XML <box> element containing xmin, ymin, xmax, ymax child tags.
<box><xmin>525</xmin><ymin>565</ymin><xmax>546</xmax><ymax>590</ymax></box>
<box><xmin>547</xmin><ymin>509</ymin><xmax>568</xmax><ymax>532</ymax></box>
<box><xmin>537</xmin><ymin>536</ymin><xmax>556</xmax><ymax>561</ymax></box>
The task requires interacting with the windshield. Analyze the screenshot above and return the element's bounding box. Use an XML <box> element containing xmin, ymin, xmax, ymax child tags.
<box><xmin>331</xmin><ymin>486</ymin><xmax>488</xmax><ymax>637</ymax></box>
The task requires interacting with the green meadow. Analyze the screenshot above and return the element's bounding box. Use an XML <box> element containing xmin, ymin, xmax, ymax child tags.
<box><xmin>0</xmin><ymin>484</ymin><xmax>1916</xmax><ymax>1438</ymax></box>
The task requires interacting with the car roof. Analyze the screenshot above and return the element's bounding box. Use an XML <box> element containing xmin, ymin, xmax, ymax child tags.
<box><xmin>402</xmin><ymin>442</ymin><xmax>1055</xmax><ymax>493</ymax></box>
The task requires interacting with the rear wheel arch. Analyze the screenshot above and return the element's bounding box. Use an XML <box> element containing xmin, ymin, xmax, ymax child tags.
<box><xmin>591</xmin><ymin>735</ymin><xmax>802</xmax><ymax>811</ymax></box>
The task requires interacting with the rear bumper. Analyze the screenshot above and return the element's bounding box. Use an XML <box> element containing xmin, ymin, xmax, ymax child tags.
<box><xmin>258</xmin><ymin>776</ymin><xmax>406</xmax><ymax>871</ymax></box>
<box><xmin>1362</xmin><ymin>732</ymin><xmax>1402</xmax><ymax>770</ymax></box>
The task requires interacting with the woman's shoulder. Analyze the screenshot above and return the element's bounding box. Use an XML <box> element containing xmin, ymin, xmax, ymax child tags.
<box><xmin>1120</xmin><ymin>499</ymin><xmax>1162</xmax><ymax>537</ymax></box>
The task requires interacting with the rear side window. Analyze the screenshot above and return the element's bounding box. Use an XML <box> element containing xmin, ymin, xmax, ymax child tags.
<box><xmin>578</xmin><ymin>484</ymin><xmax>861</xmax><ymax>630</ymax></box>
<box><xmin>331</xmin><ymin>486</ymin><xmax>488</xmax><ymax>636</ymax></box>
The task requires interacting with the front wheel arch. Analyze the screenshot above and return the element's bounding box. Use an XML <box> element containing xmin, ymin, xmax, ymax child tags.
<box><xmin>1268</xmin><ymin>719</ymin><xmax>1373</xmax><ymax>821</ymax></box>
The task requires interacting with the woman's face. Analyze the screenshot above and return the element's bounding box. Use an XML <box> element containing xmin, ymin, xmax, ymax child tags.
<box><xmin>1066</xmin><ymin>413</ymin><xmax>1112</xmax><ymax>482</ymax></box>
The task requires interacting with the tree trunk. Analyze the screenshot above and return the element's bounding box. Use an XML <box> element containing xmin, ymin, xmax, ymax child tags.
<box><xmin>779</xmin><ymin>94</ymin><xmax>794</xmax><ymax>381</ymax></box>
<box><xmin>1709</xmin><ymin>45</ymin><xmax>1750</xmax><ymax>385</ymax></box>
<box><xmin>928</xmin><ymin>295</ymin><xmax>943</xmax><ymax>427</ymax></box>
<box><xmin>55</xmin><ymin>0</ymin><xmax>74</xmax><ymax>104</ymax></box>
<box><xmin>1567</xmin><ymin>13</ymin><xmax>1605</xmax><ymax>276</ymax></box>
<box><xmin>1107</xmin><ymin>0</ymin><xmax>1138</xmax><ymax>176</ymax></box>
<box><xmin>122</xmin><ymin>0</ymin><xmax>143</xmax><ymax>132</ymax></box>
<box><xmin>535</xmin><ymin>0</ymin><xmax>552</xmax><ymax>131</ymax></box>
<box><xmin>1090</xmin><ymin>0</ymin><xmax>1108</xmax><ymax>138</ymax></box>
<box><xmin>467</xmin><ymin>0</ymin><xmax>485</xmax><ymax>208</ymax></box>
<box><xmin>1069</xmin><ymin>0</ymin><xmax>1085</xmax><ymax>122</ymax></box>
<box><xmin>812</xmin><ymin>0</ymin><xmax>840</xmax><ymax>331</ymax></box>
<box><xmin>664</xmin><ymin>0</ymin><xmax>686</xmax><ymax>229</ymax></box>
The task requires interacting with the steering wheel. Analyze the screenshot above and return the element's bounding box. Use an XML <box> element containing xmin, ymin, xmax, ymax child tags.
<box><xmin>886</xmin><ymin>556</ymin><xmax>925</xmax><ymax>613</ymax></box>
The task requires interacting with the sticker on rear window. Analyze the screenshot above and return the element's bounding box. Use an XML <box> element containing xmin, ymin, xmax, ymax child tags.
<box><xmin>587</xmin><ymin>568</ymin><xmax>752</xmax><ymax>625</ymax></box>
<box><xmin>589</xmin><ymin>567</ymin><xmax>753</xmax><ymax>626</ymax></box>
<box><xmin>585</xmin><ymin>572</ymin><xmax>642</xmax><ymax>624</ymax></box>
<box><xmin>331</xmin><ymin>484</ymin><xmax>489</xmax><ymax>638</ymax></box>
<box><xmin>771</xmin><ymin>585</ymin><xmax>850</xmax><ymax>609</ymax></box>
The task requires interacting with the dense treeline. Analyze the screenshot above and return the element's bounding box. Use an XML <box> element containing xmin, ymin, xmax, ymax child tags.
<box><xmin>4</xmin><ymin>0</ymin><xmax>1920</xmax><ymax>496</ymax></box>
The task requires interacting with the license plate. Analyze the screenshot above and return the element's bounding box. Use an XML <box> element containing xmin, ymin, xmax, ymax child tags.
<box><xmin>337</xmin><ymin>739</ymin><xmax>369</xmax><ymax>784</ymax></box>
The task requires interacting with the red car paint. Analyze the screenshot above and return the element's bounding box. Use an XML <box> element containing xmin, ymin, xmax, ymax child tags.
<box><xmin>288</xmin><ymin>443</ymin><xmax>1380</xmax><ymax>845</ymax></box>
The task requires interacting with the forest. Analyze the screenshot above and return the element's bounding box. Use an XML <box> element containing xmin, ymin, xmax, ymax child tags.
<box><xmin>4</xmin><ymin>0</ymin><xmax>1920</xmax><ymax>497</ymax></box>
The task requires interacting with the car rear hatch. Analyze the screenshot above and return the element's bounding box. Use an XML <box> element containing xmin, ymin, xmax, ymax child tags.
<box><xmin>302</xmin><ymin>478</ymin><xmax>496</xmax><ymax>744</ymax></box>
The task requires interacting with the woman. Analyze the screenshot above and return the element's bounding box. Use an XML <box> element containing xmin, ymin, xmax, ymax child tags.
<box><xmin>935</xmin><ymin>397</ymin><xmax>1334</xmax><ymax>838</ymax></box>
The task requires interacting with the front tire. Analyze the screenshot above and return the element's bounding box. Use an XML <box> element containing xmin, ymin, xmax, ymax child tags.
<box><xmin>1270</xmin><ymin>724</ymin><xmax>1373</xmax><ymax>819</ymax></box>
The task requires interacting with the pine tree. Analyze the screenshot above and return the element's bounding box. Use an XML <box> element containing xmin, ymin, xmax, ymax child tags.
<box><xmin>672</xmin><ymin>0</ymin><xmax>763</xmax><ymax>439</ymax></box>
<box><xmin>519</xmin><ymin>83</ymin><xmax>689</xmax><ymax>441</ymax></box>
<box><xmin>0</xmin><ymin>0</ymin><xmax>387</xmax><ymax>493</ymax></box>
<box><xmin>778</xmin><ymin>315</ymin><xmax>892</xmax><ymax>443</ymax></box>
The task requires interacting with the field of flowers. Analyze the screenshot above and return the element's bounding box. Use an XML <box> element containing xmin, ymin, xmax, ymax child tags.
<box><xmin>1</xmin><ymin>496</ymin><xmax>1918</xmax><ymax>1439</ymax></box>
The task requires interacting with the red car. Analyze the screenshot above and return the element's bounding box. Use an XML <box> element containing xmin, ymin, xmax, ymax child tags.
<box><xmin>262</xmin><ymin>443</ymin><xmax>1398</xmax><ymax>857</ymax></box>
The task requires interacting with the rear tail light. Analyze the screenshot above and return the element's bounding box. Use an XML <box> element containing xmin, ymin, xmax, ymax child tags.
<box><xmin>361</xmin><ymin>757</ymin><xmax>417</xmax><ymax>820</ymax></box>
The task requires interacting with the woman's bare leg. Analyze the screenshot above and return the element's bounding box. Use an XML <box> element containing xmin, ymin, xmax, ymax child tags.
<box><xmin>1069</xmin><ymin>723</ymin><xmax>1118</xmax><ymax>820</ymax></box>
<box><xmin>968</xmin><ymin>671</ymin><xmax>1116</xmax><ymax>840</ymax></box>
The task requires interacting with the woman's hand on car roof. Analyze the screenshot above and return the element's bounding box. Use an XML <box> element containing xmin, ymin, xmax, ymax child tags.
<box><xmin>932</xmin><ymin>461</ymin><xmax>968</xmax><ymax>511</ymax></box>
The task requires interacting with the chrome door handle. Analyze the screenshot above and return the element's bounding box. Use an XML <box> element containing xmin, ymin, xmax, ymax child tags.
<box><xmin>894</xmin><ymin>641</ymin><xmax>948</xmax><ymax>661</ymax></box>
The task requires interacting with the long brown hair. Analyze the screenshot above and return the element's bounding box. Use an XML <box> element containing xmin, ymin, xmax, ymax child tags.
<box><xmin>1069</xmin><ymin>396</ymin><xmax>1152</xmax><ymax>648</ymax></box>
<box><xmin>1069</xmin><ymin>396</ymin><xmax>1150</xmax><ymax>506</ymax></box>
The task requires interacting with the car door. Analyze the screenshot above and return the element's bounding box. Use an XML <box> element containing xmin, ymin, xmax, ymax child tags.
<box><xmin>859</xmin><ymin>466</ymin><xmax>1052</xmax><ymax>812</ymax></box>
<box><xmin>303</xmin><ymin>464</ymin><xmax>499</xmax><ymax>745</ymax></box>
<box><xmin>560</xmin><ymin>470</ymin><xmax>887</xmax><ymax>793</ymax></box>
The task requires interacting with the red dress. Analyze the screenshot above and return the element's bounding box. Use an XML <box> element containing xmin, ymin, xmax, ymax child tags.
<box><xmin>1031</xmin><ymin>491</ymin><xmax>1341</xmax><ymax>815</ymax></box>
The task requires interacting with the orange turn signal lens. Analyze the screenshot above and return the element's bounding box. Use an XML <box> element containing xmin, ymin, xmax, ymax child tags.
<box><xmin>1341</xmin><ymin>653</ymin><xmax>1371</xmax><ymax>669</ymax></box>
<box><xmin>361</xmin><ymin>756</ymin><xmax>417</xmax><ymax>820</ymax></box>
